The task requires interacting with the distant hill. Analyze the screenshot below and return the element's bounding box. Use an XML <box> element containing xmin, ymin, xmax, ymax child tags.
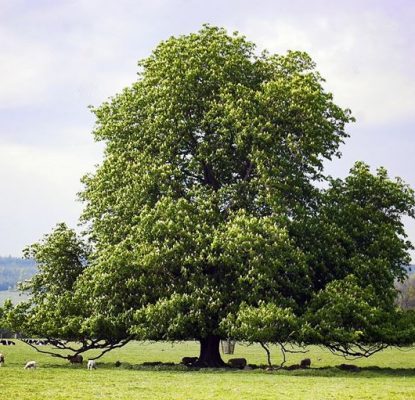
<box><xmin>0</xmin><ymin>256</ymin><xmax>37</xmax><ymax>290</ymax></box>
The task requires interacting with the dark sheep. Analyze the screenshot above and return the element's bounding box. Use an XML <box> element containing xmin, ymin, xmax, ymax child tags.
<box><xmin>181</xmin><ymin>357</ymin><xmax>198</xmax><ymax>366</ymax></box>
<box><xmin>68</xmin><ymin>354</ymin><xmax>83</xmax><ymax>364</ymax></box>
<box><xmin>228</xmin><ymin>358</ymin><xmax>247</xmax><ymax>369</ymax></box>
<box><xmin>300</xmin><ymin>358</ymin><xmax>311</xmax><ymax>368</ymax></box>
<box><xmin>0</xmin><ymin>339</ymin><xmax>15</xmax><ymax>345</ymax></box>
<box><xmin>338</xmin><ymin>363</ymin><xmax>360</xmax><ymax>372</ymax></box>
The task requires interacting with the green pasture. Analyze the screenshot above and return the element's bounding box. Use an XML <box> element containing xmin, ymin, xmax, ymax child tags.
<box><xmin>0</xmin><ymin>341</ymin><xmax>414</xmax><ymax>399</ymax></box>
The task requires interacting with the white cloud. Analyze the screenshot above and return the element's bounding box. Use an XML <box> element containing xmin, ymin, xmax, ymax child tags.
<box><xmin>3</xmin><ymin>1</ymin><xmax>412</xmax><ymax>123</ymax></box>
<box><xmin>0</xmin><ymin>26</ymin><xmax>55</xmax><ymax>108</ymax></box>
<box><xmin>240</xmin><ymin>12</ymin><xmax>415</xmax><ymax>124</ymax></box>
<box><xmin>0</xmin><ymin>138</ymin><xmax>102</xmax><ymax>255</ymax></box>
<box><xmin>0</xmin><ymin>0</ymin><xmax>172</xmax><ymax>110</ymax></box>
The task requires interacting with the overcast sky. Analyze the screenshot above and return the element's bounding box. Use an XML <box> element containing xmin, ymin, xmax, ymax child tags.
<box><xmin>1</xmin><ymin>0</ymin><xmax>414</xmax><ymax>259</ymax></box>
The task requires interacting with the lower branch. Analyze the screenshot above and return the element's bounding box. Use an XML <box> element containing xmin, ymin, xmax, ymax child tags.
<box><xmin>259</xmin><ymin>341</ymin><xmax>272</xmax><ymax>368</ymax></box>
<box><xmin>277</xmin><ymin>342</ymin><xmax>287</xmax><ymax>369</ymax></box>
<box><xmin>20</xmin><ymin>336</ymin><xmax>133</xmax><ymax>360</ymax></box>
<box><xmin>88</xmin><ymin>338</ymin><xmax>132</xmax><ymax>360</ymax></box>
<box><xmin>326</xmin><ymin>342</ymin><xmax>388</xmax><ymax>359</ymax></box>
<box><xmin>20</xmin><ymin>340</ymin><xmax>69</xmax><ymax>359</ymax></box>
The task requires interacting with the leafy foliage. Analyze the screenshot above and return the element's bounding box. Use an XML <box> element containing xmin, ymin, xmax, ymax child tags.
<box><xmin>222</xmin><ymin>302</ymin><xmax>298</xmax><ymax>344</ymax></box>
<box><xmin>79</xmin><ymin>26</ymin><xmax>353</xmax><ymax>351</ymax></box>
<box><xmin>0</xmin><ymin>224</ymin><xmax>130</xmax><ymax>359</ymax></box>
<box><xmin>303</xmin><ymin>275</ymin><xmax>415</xmax><ymax>356</ymax></box>
<box><xmin>13</xmin><ymin>223</ymin><xmax>89</xmax><ymax>339</ymax></box>
<box><xmin>3</xmin><ymin>26</ymin><xmax>415</xmax><ymax>364</ymax></box>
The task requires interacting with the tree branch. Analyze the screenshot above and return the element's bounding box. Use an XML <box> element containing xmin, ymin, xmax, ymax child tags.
<box><xmin>277</xmin><ymin>342</ymin><xmax>287</xmax><ymax>369</ymax></box>
<box><xmin>19</xmin><ymin>336</ymin><xmax>134</xmax><ymax>360</ymax></box>
<box><xmin>259</xmin><ymin>341</ymin><xmax>272</xmax><ymax>368</ymax></box>
<box><xmin>326</xmin><ymin>342</ymin><xmax>388</xmax><ymax>359</ymax></box>
<box><xmin>20</xmin><ymin>340</ymin><xmax>69</xmax><ymax>359</ymax></box>
<box><xmin>241</xmin><ymin>160</ymin><xmax>254</xmax><ymax>182</ymax></box>
<box><xmin>202</xmin><ymin>162</ymin><xmax>220</xmax><ymax>190</ymax></box>
<box><xmin>88</xmin><ymin>338</ymin><xmax>132</xmax><ymax>360</ymax></box>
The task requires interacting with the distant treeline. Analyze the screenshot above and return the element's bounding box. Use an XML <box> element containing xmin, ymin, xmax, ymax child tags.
<box><xmin>0</xmin><ymin>256</ymin><xmax>37</xmax><ymax>290</ymax></box>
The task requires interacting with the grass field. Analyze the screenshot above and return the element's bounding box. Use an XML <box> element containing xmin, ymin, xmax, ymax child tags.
<box><xmin>0</xmin><ymin>341</ymin><xmax>414</xmax><ymax>399</ymax></box>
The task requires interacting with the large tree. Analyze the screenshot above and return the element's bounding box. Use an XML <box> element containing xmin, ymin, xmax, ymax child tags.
<box><xmin>78</xmin><ymin>25</ymin><xmax>354</xmax><ymax>366</ymax></box>
<box><xmin>4</xmin><ymin>26</ymin><xmax>414</xmax><ymax>367</ymax></box>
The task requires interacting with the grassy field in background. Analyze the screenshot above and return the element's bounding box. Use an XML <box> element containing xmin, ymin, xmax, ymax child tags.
<box><xmin>0</xmin><ymin>341</ymin><xmax>414</xmax><ymax>399</ymax></box>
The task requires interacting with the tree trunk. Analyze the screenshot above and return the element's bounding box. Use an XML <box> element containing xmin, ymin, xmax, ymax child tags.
<box><xmin>194</xmin><ymin>335</ymin><xmax>226</xmax><ymax>367</ymax></box>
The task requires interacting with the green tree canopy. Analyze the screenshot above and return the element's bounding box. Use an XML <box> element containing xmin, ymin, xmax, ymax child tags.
<box><xmin>2</xmin><ymin>224</ymin><xmax>130</xmax><ymax>359</ymax></box>
<box><xmin>78</xmin><ymin>25</ymin><xmax>356</xmax><ymax>366</ymax></box>
<box><xmin>4</xmin><ymin>25</ymin><xmax>415</xmax><ymax>367</ymax></box>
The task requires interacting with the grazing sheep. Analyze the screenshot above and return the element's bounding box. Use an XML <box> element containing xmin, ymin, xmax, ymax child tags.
<box><xmin>24</xmin><ymin>361</ymin><xmax>37</xmax><ymax>369</ymax></box>
<box><xmin>181</xmin><ymin>356</ymin><xmax>198</xmax><ymax>366</ymax></box>
<box><xmin>338</xmin><ymin>363</ymin><xmax>360</xmax><ymax>372</ymax></box>
<box><xmin>115</xmin><ymin>361</ymin><xmax>121</xmax><ymax>367</ymax></box>
<box><xmin>68</xmin><ymin>354</ymin><xmax>83</xmax><ymax>364</ymax></box>
<box><xmin>228</xmin><ymin>358</ymin><xmax>247</xmax><ymax>369</ymax></box>
<box><xmin>23</xmin><ymin>339</ymin><xmax>42</xmax><ymax>345</ymax></box>
<box><xmin>87</xmin><ymin>360</ymin><xmax>97</xmax><ymax>370</ymax></box>
<box><xmin>300</xmin><ymin>358</ymin><xmax>311</xmax><ymax>368</ymax></box>
<box><xmin>0</xmin><ymin>353</ymin><xmax>4</xmax><ymax>366</ymax></box>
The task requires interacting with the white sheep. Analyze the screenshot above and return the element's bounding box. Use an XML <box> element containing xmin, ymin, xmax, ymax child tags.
<box><xmin>87</xmin><ymin>359</ymin><xmax>97</xmax><ymax>370</ymax></box>
<box><xmin>24</xmin><ymin>361</ymin><xmax>37</xmax><ymax>369</ymax></box>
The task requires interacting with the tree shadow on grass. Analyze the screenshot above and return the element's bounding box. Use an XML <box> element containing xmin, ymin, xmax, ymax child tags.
<box><xmin>279</xmin><ymin>366</ymin><xmax>415</xmax><ymax>378</ymax></box>
<box><xmin>41</xmin><ymin>361</ymin><xmax>415</xmax><ymax>378</ymax></box>
<box><xmin>96</xmin><ymin>362</ymin><xmax>415</xmax><ymax>377</ymax></box>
